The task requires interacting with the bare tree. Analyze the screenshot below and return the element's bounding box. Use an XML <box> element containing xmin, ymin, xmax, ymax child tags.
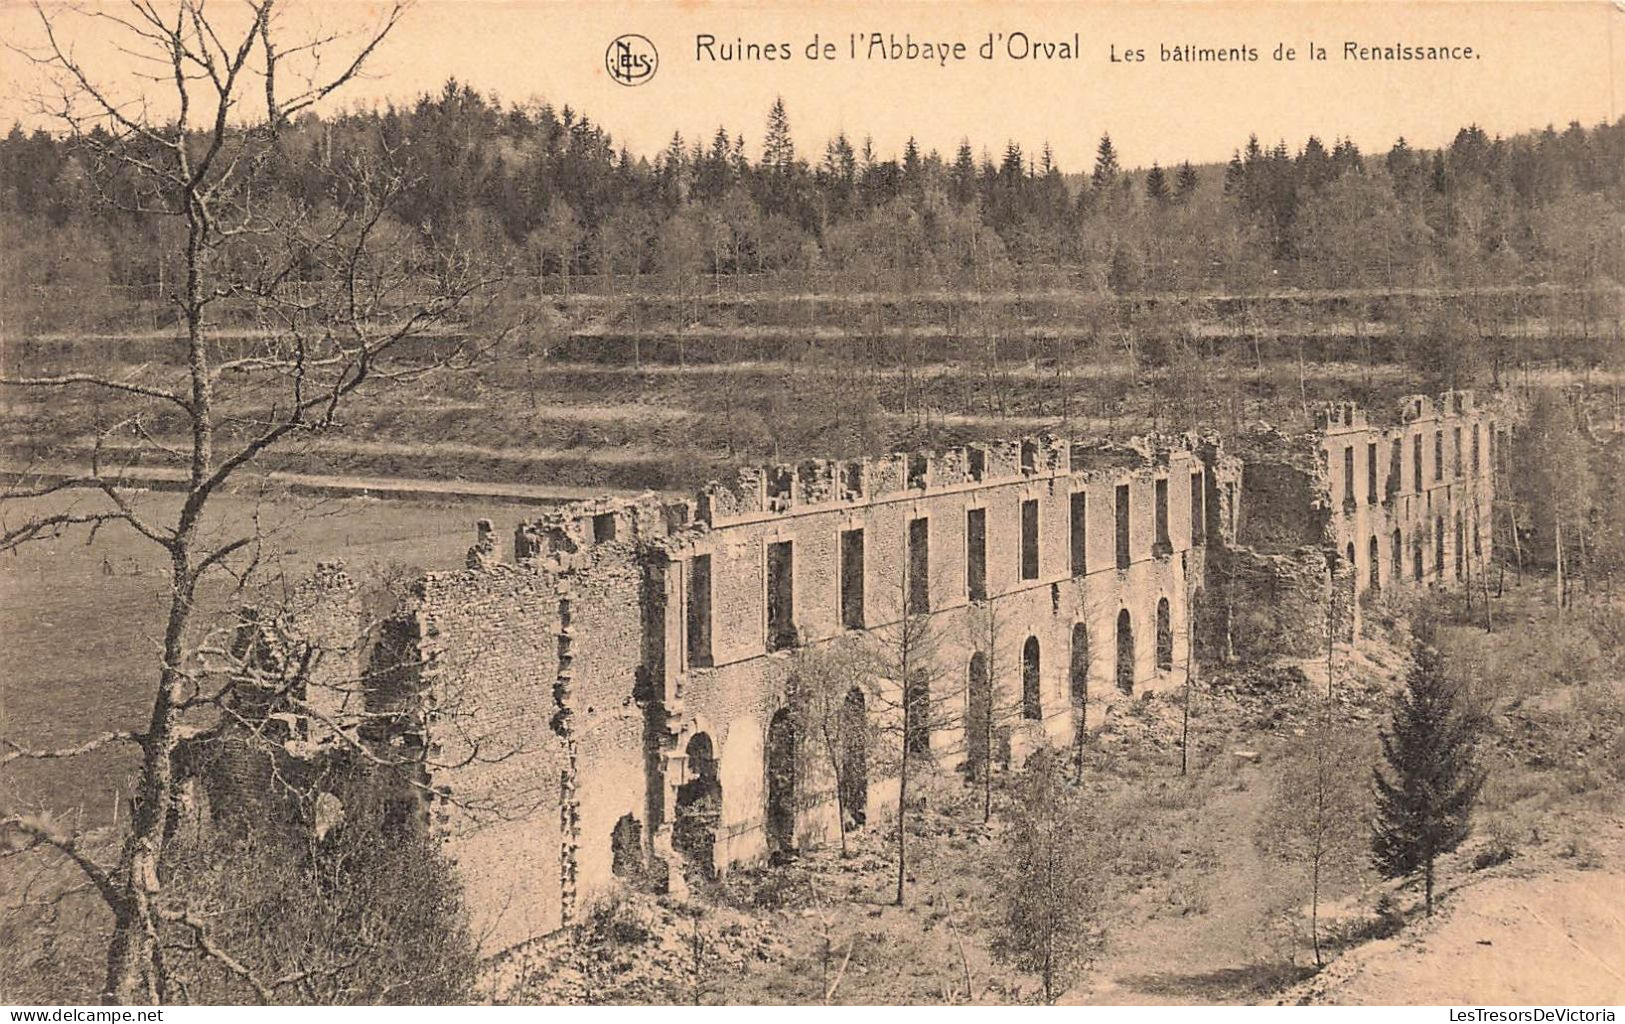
<box><xmin>1258</xmin><ymin>704</ymin><xmax>1370</xmax><ymax>965</ymax></box>
<box><xmin>0</xmin><ymin>1</ymin><xmax>504</xmax><ymax>1003</ymax></box>
<box><xmin>965</xmin><ymin>597</ymin><xmax>1014</xmax><ymax>817</ymax></box>
<box><xmin>867</xmin><ymin>571</ymin><xmax>947</xmax><ymax>906</ymax></box>
<box><xmin>788</xmin><ymin>639</ymin><xmax>874</xmax><ymax>857</ymax></box>
<box><xmin>989</xmin><ymin>748</ymin><xmax>1107</xmax><ymax>1003</ymax></box>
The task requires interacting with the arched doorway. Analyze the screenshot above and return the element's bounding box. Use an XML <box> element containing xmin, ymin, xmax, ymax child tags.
<box><xmin>839</xmin><ymin>688</ymin><xmax>867</xmax><ymax>827</ymax></box>
<box><xmin>1155</xmin><ymin>598</ymin><xmax>1173</xmax><ymax>671</ymax></box>
<box><xmin>1370</xmin><ymin>536</ymin><xmax>1381</xmax><ymax>592</ymax></box>
<box><xmin>1115</xmin><ymin>610</ymin><xmax>1135</xmax><ymax>694</ymax></box>
<box><xmin>1021</xmin><ymin>637</ymin><xmax>1042</xmax><ymax>720</ymax></box>
<box><xmin>765</xmin><ymin>708</ymin><xmax>797</xmax><ymax>861</ymax></box>
<box><xmin>966</xmin><ymin>652</ymin><xmax>991</xmax><ymax>781</ymax></box>
<box><xmin>1392</xmin><ymin>528</ymin><xmax>1403</xmax><ymax>582</ymax></box>
<box><xmin>673</xmin><ymin>733</ymin><xmax>722</xmax><ymax>882</ymax></box>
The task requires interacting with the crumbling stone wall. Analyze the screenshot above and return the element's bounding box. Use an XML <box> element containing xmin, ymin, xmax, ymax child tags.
<box><xmin>179</xmin><ymin>562</ymin><xmax>364</xmax><ymax>833</ymax></box>
<box><xmin>405</xmin><ymin>565</ymin><xmax>571</xmax><ymax>951</ymax></box>
<box><xmin>1316</xmin><ymin>391</ymin><xmax>1496</xmax><ymax>603</ymax></box>
<box><xmin>382</xmin><ymin>432</ymin><xmax>1226</xmax><ymax>955</ymax></box>
<box><xmin>1205</xmin><ymin>391</ymin><xmax>1498</xmax><ymax>661</ymax></box>
<box><xmin>355</xmin><ymin>402</ymin><xmax>1495</xmax><ymax>957</ymax></box>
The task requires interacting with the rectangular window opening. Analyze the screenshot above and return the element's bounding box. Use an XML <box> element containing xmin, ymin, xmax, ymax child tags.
<box><xmin>1190</xmin><ymin>471</ymin><xmax>1205</xmax><ymax>545</ymax></box>
<box><xmin>1070</xmin><ymin>491</ymin><xmax>1088</xmax><ymax>575</ymax></box>
<box><xmin>1154</xmin><ymin>478</ymin><xmax>1170</xmax><ymax>553</ymax></box>
<box><xmin>1115</xmin><ymin>483</ymin><xmax>1132</xmax><ymax>569</ymax></box>
<box><xmin>968</xmin><ymin>448</ymin><xmax>986</xmax><ymax>483</ymax></box>
<box><xmin>686</xmin><ymin>555</ymin><xmax>712</xmax><ymax>668</ymax></box>
<box><xmin>907</xmin><ymin>518</ymin><xmax>930</xmax><ymax>615</ymax></box>
<box><xmin>1020</xmin><ymin>499</ymin><xmax>1040</xmax><ymax>580</ymax></box>
<box><xmin>967</xmin><ymin>508</ymin><xmax>988</xmax><ymax>601</ymax></box>
<box><xmin>767</xmin><ymin>541</ymin><xmax>796</xmax><ymax>651</ymax></box>
<box><xmin>1367</xmin><ymin>442</ymin><xmax>1378</xmax><ymax>504</ymax></box>
<box><xmin>907</xmin><ymin>453</ymin><xmax>928</xmax><ymax>489</ymax></box>
<box><xmin>840</xmin><ymin>529</ymin><xmax>865</xmax><ymax>630</ymax></box>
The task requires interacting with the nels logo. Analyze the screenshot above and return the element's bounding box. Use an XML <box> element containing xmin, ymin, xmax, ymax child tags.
<box><xmin>606</xmin><ymin>34</ymin><xmax>658</xmax><ymax>86</ymax></box>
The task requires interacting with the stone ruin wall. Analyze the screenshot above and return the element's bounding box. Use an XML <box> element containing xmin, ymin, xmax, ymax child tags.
<box><xmin>390</xmin><ymin>431</ymin><xmax>1238</xmax><ymax>953</ymax></box>
<box><xmin>1315</xmin><ymin>391</ymin><xmax>1497</xmax><ymax>604</ymax></box>
<box><xmin>1199</xmin><ymin>390</ymin><xmax>1496</xmax><ymax>663</ymax></box>
<box><xmin>324</xmin><ymin>390</ymin><xmax>1501</xmax><ymax>958</ymax></box>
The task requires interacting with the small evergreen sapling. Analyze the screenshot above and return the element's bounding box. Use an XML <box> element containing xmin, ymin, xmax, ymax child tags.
<box><xmin>1371</xmin><ymin>640</ymin><xmax>1485</xmax><ymax>915</ymax></box>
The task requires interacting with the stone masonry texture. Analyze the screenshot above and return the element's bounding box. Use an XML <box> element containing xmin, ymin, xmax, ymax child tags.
<box><xmin>351</xmin><ymin>391</ymin><xmax>1496</xmax><ymax>956</ymax></box>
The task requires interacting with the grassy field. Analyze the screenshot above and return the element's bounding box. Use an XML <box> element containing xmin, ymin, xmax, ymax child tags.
<box><xmin>0</xmin><ymin>488</ymin><xmax>536</xmax><ymax>828</ymax></box>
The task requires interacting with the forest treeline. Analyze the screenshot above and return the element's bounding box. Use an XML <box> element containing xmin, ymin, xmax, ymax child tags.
<box><xmin>3</xmin><ymin>80</ymin><xmax>1623</xmax><ymax>327</ymax></box>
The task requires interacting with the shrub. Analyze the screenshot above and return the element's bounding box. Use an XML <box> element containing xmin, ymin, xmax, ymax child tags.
<box><xmin>158</xmin><ymin>760</ymin><xmax>480</xmax><ymax>1004</ymax></box>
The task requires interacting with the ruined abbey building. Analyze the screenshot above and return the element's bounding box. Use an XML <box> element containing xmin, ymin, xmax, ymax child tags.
<box><xmin>210</xmin><ymin>390</ymin><xmax>1498</xmax><ymax>956</ymax></box>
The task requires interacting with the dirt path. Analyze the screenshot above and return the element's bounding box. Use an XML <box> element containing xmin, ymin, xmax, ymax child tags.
<box><xmin>1063</xmin><ymin>759</ymin><xmax>1286</xmax><ymax>1005</ymax></box>
<box><xmin>1291</xmin><ymin>826</ymin><xmax>1625</xmax><ymax>1005</ymax></box>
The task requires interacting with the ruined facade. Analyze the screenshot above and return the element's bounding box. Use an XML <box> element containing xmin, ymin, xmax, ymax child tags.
<box><xmin>295</xmin><ymin>391</ymin><xmax>1497</xmax><ymax>956</ymax></box>
<box><xmin>1204</xmin><ymin>390</ymin><xmax>1498</xmax><ymax>659</ymax></box>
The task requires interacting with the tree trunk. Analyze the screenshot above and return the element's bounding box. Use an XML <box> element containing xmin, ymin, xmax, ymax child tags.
<box><xmin>1311</xmin><ymin>854</ymin><xmax>1322</xmax><ymax>966</ymax></box>
<box><xmin>105</xmin><ymin>556</ymin><xmax>197</xmax><ymax>1003</ymax></box>
<box><xmin>895</xmin><ymin>740</ymin><xmax>908</xmax><ymax>906</ymax></box>
<box><xmin>1424</xmin><ymin>855</ymin><xmax>1435</xmax><ymax>916</ymax></box>
<box><xmin>1555</xmin><ymin>519</ymin><xmax>1565</xmax><ymax>620</ymax></box>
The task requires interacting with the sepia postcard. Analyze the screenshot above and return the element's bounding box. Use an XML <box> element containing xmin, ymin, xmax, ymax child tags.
<box><xmin>1</xmin><ymin>0</ymin><xmax>1622</xmax><ymax>1009</ymax></box>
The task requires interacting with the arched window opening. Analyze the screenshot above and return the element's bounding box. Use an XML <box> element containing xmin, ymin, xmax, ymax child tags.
<box><xmin>904</xmin><ymin>669</ymin><xmax>930</xmax><ymax>755</ymax></box>
<box><xmin>765</xmin><ymin>709</ymin><xmax>797</xmax><ymax>860</ymax></box>
<box><xmin>1069</xmin><ymin>623</ymin><xmax>1089</xmax><ymax>708</ymax></box>
<box><xmin>1021</xmin><ymin>637</ymin><xmax>1042</xmax><ymax>720</ymax></box>
<box><xmin>1155</xmin><ymin>598</ymin><xmax>1173</xmax><ymax>671</ymax></box>
<box><xmin>966</xmin><ymin>653</ymin><xmax>991</xmax><ymax>780</ymax></box>
<box><xmin>839</xmin><ymin>689</ymin><xmax>868</xmax><ymax>827</ymax></box>
<box><xmin>673</xmin><ymin>733</ymin><xmax>721</xmax><ymax>883</ymax></box>
<box><xmin>1115</xmin><ymin>610</ymin><xmax>1135</xmax><ymax>694</ymax></box>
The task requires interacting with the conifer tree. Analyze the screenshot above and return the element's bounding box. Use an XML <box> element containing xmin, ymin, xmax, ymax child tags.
<box><xmin>764</xmin><ymin>96</ymin><xmax>795</xmax><ymax>171</ymax></box>
<box><xmin>1175</xmin><ymin>161</ymin><xmax>1200</xmax><ymax>202</ymax></box>
<box><xmin>1091</xmin><ymin>132</ymin><xmax>1120</xmax><ymax>189</ymax></box>
<box><xmin>1145</xmin><ymin>162</ymin><xmax>1170</xmax><ymax>205</ymax></box>
<box><xmin>1372</xmin><ymin>638</ymin><xmax>1484</xmax><ymax>915</ymax></box>
<box><xmin>950</xmin><ymin>139</ymin><xmax>977</xmax><ymax>204</ymax></box>
<box><xmin>1223</xmin><ymin>149</ymin><xmax>1245</xmax><ymax>196</ymax></box>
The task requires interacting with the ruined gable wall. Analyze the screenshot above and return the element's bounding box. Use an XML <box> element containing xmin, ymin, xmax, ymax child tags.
<box><xmin>289</xmin><ymin>562</ymin><xmax>365</xmax><ymax>732</ymax></box>
<box><xmin>553</xmin><ymin>542</ymin><xmax>650</xmax><ymax>910</ymax></box>
<box><xmin>412</xmin><ymin>564</ymin><xmax>568</xmax><ymax>954</ymax></box>
<box><xmin>1237</xmin><ymin>459</ymin><xmax>1328</xmax><ymax>552</ymax></box>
